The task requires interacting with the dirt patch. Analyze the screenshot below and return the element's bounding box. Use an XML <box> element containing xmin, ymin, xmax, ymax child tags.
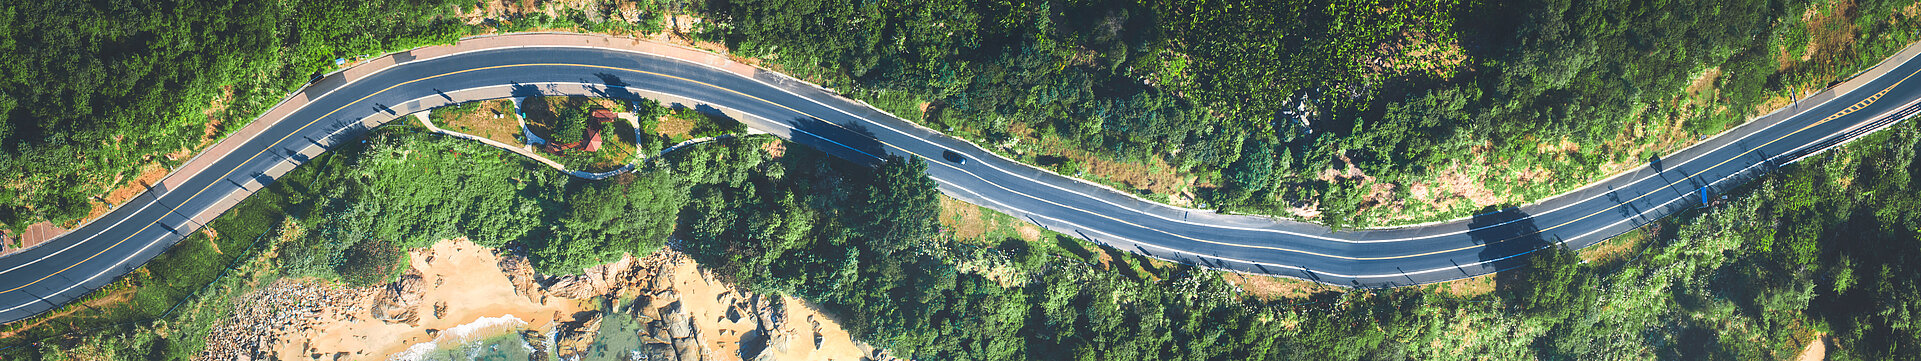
<box><xmin>1429</xmin><ymin>273</ymin><xmax>1496</xmax><ymax>297</ymax></box>
<box><xmin>1422</xmin><ymin>164</ymin><xmax>1503</xmax><ymax>208</ymax></box>
<box><xmin>937</xmin><ymin>196</ymin><xmax>1042</xmax><ymax>243</ymax></box>
<box><xmin>760</xmin><ymin>139</ymin><xmax>787</xmax><ymax>158</ymax></box>
<box><xmin>1317</xmin><ymin>153</ymin><xmax>1374</xmax><ymax>183</ymax></box>
<box><xmin>1516</xmin><ymin>167</ymin><xmax>1554</xmax><ymax>184</ymax></box>
<box><xmin>0</xmin><ymin>287</ymin><xmax>137</xmax><ymax>339</ymax></box>
<box><xmin>1802</xmin><ymin>0</ymin><xmax>1859</xmax><ymax>64</ymax></box>
<box><xmin>102</xmin><ymin>164</ymin><xmax>169</xmax><ymax>207</ymax></box>
<box><xmin>1535</xmin><ymin>137</ymin><xmax>1581</xmax><ymax>154</ymax></box>
<box><xmin>196</xmin><ymin>86</ymin><xmax>235</xmax><ymax>148</ymax></box>
<box><xmin>1795</xmin><ymin>333</ymin><xmax>1829</xmax><ymax>361</ymax></box>
<box><xmin>1356</xmin><ymin>182</ymin><xmax>1404</xmax><ymax>218</ymax></box>
<box><xmin>1016</xmin><ymin>224</ymin><xmax>1043</xmax><ymax>242</ymax></box>
<box><xmin>458</xmin><ymin>0</ymin><xmax>657</xmax><ymax>29</ymax></box>
<box><xmin>1582</xmin><ymin>224</ymin><xmax>1655</xmax><ymax>265</ymax></box>
<box><xmin>939</xmin><ymin>196</ymin><xmax>992</xmax><ymax>240</ymax></box>
<box><xmin>1220</xmin><ymin>272</ymin><xmax>1336</xmax><ymax>300</ymax></box>
<box><xmin>435</xmin><ymin>100</ymin><xmax>523</xmax><ymax>146</ymax></box>
<box><xmin>1685</xmin><ymin>68</ymin><xmax>1723</xmax><ymax>101</ymax></box>
<box><xmin>1595</xmin><ymin>106</ymin><xmax>1695</xmax><ymax>177</ymax></box>
<box><xmin>1367</xmin><ymin>29</ymin><xmax>1468</xmax><ymax>78</ymax></box>
<box><xmin>80</xmin><ymin>162</ymin><xmax>173</xmax><ymax>222</ymax></box>
<box><xmin>998</xmin><ymin>122</ymin><xmax>1192</xmax><ymax>197</ymax></box>
<box><xmin>1081</xmin><ymin>154</ymin><xmax>1190</xmax><ymax>195</ymax></box>
<box><xmin>1285</xmin><ymin>201</ymin><xmax>1324</xmax><ymax>220</ymax></box>
<box><xmin>654</xmin><ymin>114</ymin><xmax>695</xmax><ymax>139</ymax></box>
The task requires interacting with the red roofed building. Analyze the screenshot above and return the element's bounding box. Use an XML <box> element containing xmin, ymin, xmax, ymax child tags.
<box><xmin>545</xmin><ymin>109</ymin><xmax>614</xmax><ymax>153</ymax></box>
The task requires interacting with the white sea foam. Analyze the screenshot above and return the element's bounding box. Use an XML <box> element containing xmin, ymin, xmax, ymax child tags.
<box><xmin>387</xmin><ymin>314</ymin><xmax>529</xmax><ymax>361</ymax></box>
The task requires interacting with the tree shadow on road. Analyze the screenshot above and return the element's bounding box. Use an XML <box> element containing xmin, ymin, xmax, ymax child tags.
<box><xmin>1470</xmin><ymin>206</ymin><xmax>1553</xmax><ymax>279</ymax></box>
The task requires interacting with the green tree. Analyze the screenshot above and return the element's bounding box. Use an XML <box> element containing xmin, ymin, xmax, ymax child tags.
<box><xmin>535</xmin><ymin>171</ymin><xmax>689</xmax><ymax>274</ymax></box>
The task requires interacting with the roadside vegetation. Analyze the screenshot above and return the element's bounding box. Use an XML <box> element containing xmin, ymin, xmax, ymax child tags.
<box><xmin>0</xmin><ymin>0</ymin><xmax>673</xmax><ymax>234</ymax></box>
<box><xmin>693</xmin><ymin>0</ymin><xmax>1921</xmax><ymax>227</ymax></box>
<box><xmin>0</xmin><ymin>0</ymin><xmax>472</xmax><ymax>233</ymax></box>
<box><xmin>9</xmin><ymin>0</ymin><xmax>1921</xmax><ymax>359</ymax></box>
<box><xmin>429</xmin><ymin>99</ymin><xmax>523</xmax><ymax>146</ymax></box>
<box><xmin>10</xmin><ymin>119</ymin><xmax>1921</xmax><ymax>359</ymax></box>
<box><xmin>10</xmin><ymin>0</ymin><xmax>1918</xmax><ymax>234</ymax></box>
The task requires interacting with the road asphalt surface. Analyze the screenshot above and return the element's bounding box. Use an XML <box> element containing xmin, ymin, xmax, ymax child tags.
<box><xmin>4</xmin><ymin>35</ymin><xmax>1921</xmax><ymax>324</ymax></box>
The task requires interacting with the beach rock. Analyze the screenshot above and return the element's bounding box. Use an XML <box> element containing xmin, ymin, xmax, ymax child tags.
<box><xmin>635</xmin><ymin>342</ymin><xmax>677</xmax><ymax>361</ymax></box>
<box><xmin>553</xmin><ymin>311</ymin><xmax>604</xmax><ymax>359</ymax></box>
<box><xmin>545</xmin><ymin>275</ymin><xmax>595</xmax><ymax>299</ymax></box>
<box><xmin>858</xmin><ymin>341</ymin><xmax>901</xmax><ymax>361</ymax></box>
<box><xmin>495</xmin><ymin>254</ymin><xmax>542</xmax><ymax>302</ymax></box>
<box><xmin>663</xmin><ymin>301</ymin><xmax>694</xmax><ymax>339</ymax></box>
<box><xmin>673</xmin><ymin>336</ymin><xmax>703</xmax><ymax>361</ymax></box>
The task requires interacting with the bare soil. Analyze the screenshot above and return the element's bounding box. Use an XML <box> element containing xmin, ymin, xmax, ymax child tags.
<box><xmin>654</xmin><ymin>114</ymin><xmax>695</xmax><ymax>139</ymax></box>
<box><xmin>1001</xmin><ymin>123</ymin><xmax>1193</xmax><ymax>198</ymax></box>
<box><xmin>1220</xmin><ymin>272</ymin><xmax>1336</xmax><ymax>300</ymax></box>
<box><xmin>1428</xmin><ymin>274</ymin><xmax>1496</xmax><ymax>297</ymax></box>
<box><xmin>1795</xmin><ymin>333</ymin><xmax>1829</xmax><ymax>361</ymax></box>
<box><xmin>436</xmin><ymin>100</ymin><xmax>523</xmax><ymax>146</ymax></box>
<box><xmin>938</xmin><ymin>196</ymin><xmax>1041</xmax><ymax>243</ymax></box>
<box><xmin>1582</xmin><ymin>225</ymin><xmax>1657</xmax><ymax>266</ymax></box>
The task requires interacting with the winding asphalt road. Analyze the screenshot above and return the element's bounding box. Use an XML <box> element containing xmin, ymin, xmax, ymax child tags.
<box><xmin>5</xmin><ymin>34</ymin><xmax>1921</xmax><ymax>324</ymax></box>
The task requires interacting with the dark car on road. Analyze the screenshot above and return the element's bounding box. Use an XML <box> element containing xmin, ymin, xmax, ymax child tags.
<box><xmin>942</xmin><ymin>150</ymin><xmax>967</xmax><ymax>164</ymax></box>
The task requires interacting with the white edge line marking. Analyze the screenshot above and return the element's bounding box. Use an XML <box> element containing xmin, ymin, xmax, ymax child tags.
<box><xmin>8</xmin><ymin>44</ymin><xmax>1916</xmax><ymax>312</ymax></box>
<box><xmin>534</xmin><ymin>44</ymin><xmax>1911</xmax><ymax>244</ymax></box>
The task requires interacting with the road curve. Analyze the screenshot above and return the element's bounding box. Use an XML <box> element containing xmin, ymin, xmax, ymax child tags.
<box><xmin>5</xmin><ymin>33</ymin><xmax>1921</xmax><ymax>324</ymax></box>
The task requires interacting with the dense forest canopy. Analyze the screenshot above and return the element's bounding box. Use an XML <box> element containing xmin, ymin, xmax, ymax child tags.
<box><xmin>18</xmin><ymin>119</ymin><xmax>1921</xmax><ymax>359</ymax></box>
<box><xmin>5</xmin><ymin>0</ymin><xmax>1921</xmax><ymax>359</ymax></box>
<box><xmin>0</xmin><ymin>0</ymin><xmax>468</xmax><ymax>230</ymax></box>
<box><xmin>699</xmin><ymin>0</ymin><xmax>1921</xmax><ymax>226</ymax></box>
<box><xmin>5</xmin><ymin>0</ymin><xmax>1918</xmax><ymax>231</ymax></box>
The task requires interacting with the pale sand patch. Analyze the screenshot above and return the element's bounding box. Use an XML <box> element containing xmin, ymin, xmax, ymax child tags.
<box><xmin>278</xmin><ymin>240</ymin><xmax>588</xmax><ymax>359</ymax></box>
<box><xmin>760</xmin><ymin>297</ymin><xmax>868</xmax><ymax>361</ymax></box>
<box><xmin>657</xmin><ymin>256</ymin><xmax>868</xmax><ymax>361</ymax></box>
<box><xmin>1795</xmin><ymin>333</ymin><xmax>1828</xmax><ymax>361</ymax></box>
<box><xmin>238</xmin><ymin>238</ymin><xmax>875</xmax><ymax>360</ymax></box>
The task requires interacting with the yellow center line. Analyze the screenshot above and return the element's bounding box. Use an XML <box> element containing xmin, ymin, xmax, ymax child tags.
<box><xmin>1365</xmin><ymin>66</ymin><xmax>1921</xmax><ymax>261</ymax></box>
<box><xmin>9</xmin><ymin>58</ymin><xmax>1919</xmax><ymax>298</ymax></box>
